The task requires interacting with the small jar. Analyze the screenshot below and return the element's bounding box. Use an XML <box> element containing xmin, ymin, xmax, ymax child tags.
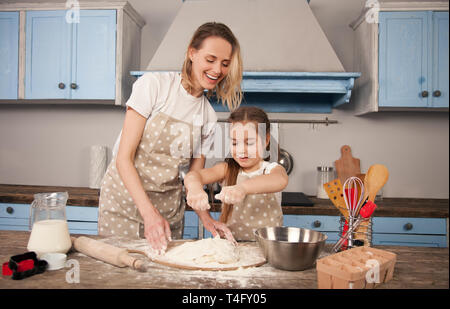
<box><xmin>316</xmin><ymin>166</ymin><xmax>334</xmax><ymax>199</ymax></box>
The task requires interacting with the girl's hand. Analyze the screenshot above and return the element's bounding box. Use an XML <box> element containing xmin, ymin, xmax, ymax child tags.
<box><xmin>202</xmin><ymin>217</ymin><xmax>237</xmax><ymax>246</ymax></box>
<box><xmin>215</xmin><ymin>184</ymin><xmax>247</xmax><ymax>205</ymax></box>
<box><xmin>186</xmin><ymin>188</ymin><xmax>210</xmax><ymax>211</ymax></box>
<box><xmin>143</xmin><ymin>209</ymin><xmax>172</xmax><ymax>255</ymax></box>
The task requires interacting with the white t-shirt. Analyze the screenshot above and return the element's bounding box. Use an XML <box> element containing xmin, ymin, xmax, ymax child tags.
<box><xmin>112</xmin><ymin>72</ymin><xmax>218</xmax><ymax>157</ymax></box>
<box><xmin>239</xmin><ymin>160</ymin><xmax>283</xmax><ymax>205</ymax></box>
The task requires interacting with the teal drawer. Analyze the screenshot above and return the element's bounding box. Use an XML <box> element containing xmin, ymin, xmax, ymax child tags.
<box><xmin>323</xmin><ymin>232</ymin><xmax>340</xmax><ymax>243</ymax></box>
<box><xmin>373</xmin><ymin>217</ymin><xmax>446</xmax><ymax>235</ymax></box>
<box><xmin>373</xmin><ymin>234</ymin><xmax>447</xmax><ymax>247</ymax></box>
<box><xmin>183</xmin><ymin>211</ymin><xmax>199</xmax><ymax>239</ymax></box>
<box><xmin>0</xmin><ymin>217</ymin><xmax>97</xmax><ymax>235</ymax></box>
<box><xmin>0</xmin><ymin>203</ymin><xmax>98</xmax><ymax>235</ymax></box>
<box><xmin>283</xmin><ymin>215</ymin><xmax>340</xmax><ymax>232</ymax></box>
<box><xmin>0</xmin><ymin>224</ymin><xmax>29</xmax><ymax>232</ymax></box>
<box><xmin>183</xmin><ymin>227</ymin><xmax>198</xmax><ymax>239</ymax></box>
<box><xmin>0</xmin><ymin>203</ymin><xmax>30</xmax><ymax>219</ymax></box>
<box><xmin>184</xmin><ymin>211</ymin><xmax>198</xmax><ymax>226</ymax></box>
<box><xmin>203</xmin><ymin>212</ymin><xmax>220</xmax><ymax>238</ymax></box>
<box><xmin>66</xmin><ymin>206</ymin><xmax>98</xmax><ymax>222</ymax></box>
<box><xmin>0</xmin><ymin>217</ymin><xmax>29</xmax><ymax>231</ymax></box>
<box><xmin>0</xmin><ymin>203</ymin><xmax>98</xmax><ymax>222</ymax></box>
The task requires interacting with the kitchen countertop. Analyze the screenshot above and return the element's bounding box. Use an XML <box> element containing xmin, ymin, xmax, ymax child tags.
<box><xmin>0</xmin><ymin>231</ymin><xmax>448</xmax><ymax>289</ymax></box>
<box><xmin>0</xmin><ymin>184</ymin><xmax>448</xmax><ymax>218</ymax></box>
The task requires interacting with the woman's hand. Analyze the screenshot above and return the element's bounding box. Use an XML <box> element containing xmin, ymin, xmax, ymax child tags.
<box><xmin>215</xmin><ymin>184</ymin><xmax>247</xmax><ymax>205</ymax></box>
<box><xmin>186</xmin><ymin>188</ymin><xmax>210</xmax><ymax>211</ymax></box>
<box><xmin>202</xmin><ymin>216</ymin><xmax>237</xmax><ymax>245</ymax></box>
<box><xmin>143</xmin><ymin>208</ymin><xmax>172</xmax><ymax>255</ymax></box>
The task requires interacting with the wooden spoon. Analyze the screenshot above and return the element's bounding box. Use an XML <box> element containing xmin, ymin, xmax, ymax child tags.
<box><xmin>363</xmin><ymin>164</ymin><xmax>389</xmax><ymax>203</ymax></box>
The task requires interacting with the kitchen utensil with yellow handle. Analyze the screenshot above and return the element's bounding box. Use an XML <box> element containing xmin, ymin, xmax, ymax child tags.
<box><xmin>323</xmin><ymin>179</ymin><xmax>348</xmax><ymax>218</ymax></box>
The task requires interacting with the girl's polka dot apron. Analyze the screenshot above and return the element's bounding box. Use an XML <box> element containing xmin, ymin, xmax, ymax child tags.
<box><xmin>98</xmin><ymin>110</ymin><xmax>197</xmax><ymax>240</ymax></box>
<box><xmin>226</xmin><ymin>170</ymin><xmax>283</xmax><ymax>241</ymax></box>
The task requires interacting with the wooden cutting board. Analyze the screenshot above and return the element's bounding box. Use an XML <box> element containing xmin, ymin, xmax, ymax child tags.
<box><xmin>130</xmin><ymin>240</ymin><xmax>266</xmax><ymax>271</ymax></box>
<box><xmin>335</xmin><ymin>145</ymin><xmax>361</xmax><ymax>184</ymax></box>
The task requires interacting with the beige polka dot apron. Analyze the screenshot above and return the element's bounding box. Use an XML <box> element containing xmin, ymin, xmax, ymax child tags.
<box><xmin>98</xmin><ymin>111</ymin><xmax>198</xmax><ymax>240</ymax></box>
<box><xmin>226</xmin><ymin>171</ymin><xmax>283</xmax><ymax>241</ymax></box>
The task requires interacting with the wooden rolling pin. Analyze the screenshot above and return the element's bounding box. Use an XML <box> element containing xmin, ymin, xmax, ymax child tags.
<box><xmin>71</xmin><ymin>236</ymin><xmax>146</xmax><ymax>271</ymax></box>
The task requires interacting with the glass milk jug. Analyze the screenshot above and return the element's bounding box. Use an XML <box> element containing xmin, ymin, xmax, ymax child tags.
<box><xmin>27</xmin><ymin>192</ymin><xmax>72</xmax><ymax>257</ymax></box>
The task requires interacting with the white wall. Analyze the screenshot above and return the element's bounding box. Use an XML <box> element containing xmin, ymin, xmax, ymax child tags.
<box><xmin>0</xmin><ymin>0</ymin><xmax>448</xmax><ymax>198</ymax></box>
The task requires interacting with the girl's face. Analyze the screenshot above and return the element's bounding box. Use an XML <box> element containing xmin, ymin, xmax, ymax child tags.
<box><xmin>230</xmin><ymin>121</ymin><xmax>269</xmax><ymax>171</ymax></box>
<box><xmin>189</xmin><ymin>36</ymin><xmax>232</xmax><ymax>95</ymax></box>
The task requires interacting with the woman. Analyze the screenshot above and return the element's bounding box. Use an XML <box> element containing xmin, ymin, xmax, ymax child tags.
<box><xmin>98</xmin><ymin>22</ymin><xmax>243</xmax><ymax>253</ymax></box>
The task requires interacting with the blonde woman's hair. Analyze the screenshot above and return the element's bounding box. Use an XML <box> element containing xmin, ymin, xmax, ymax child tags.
<box><xmin>181</xmin><ymin>22</ymin><xmax>243</xmax><ymax>111</ymax></box>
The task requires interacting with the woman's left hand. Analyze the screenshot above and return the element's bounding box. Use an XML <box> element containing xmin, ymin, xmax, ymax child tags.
<box><xmin>214</xmin><ymin>184</ymin><xmax>246</xmax><ymax>205</ymax></box>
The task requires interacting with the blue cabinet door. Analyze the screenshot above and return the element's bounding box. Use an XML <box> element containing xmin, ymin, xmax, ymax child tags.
<box><xmin>431</xmin><ymin>12</ymin><xmax>449</xmax><ymax>108</ymax></box>
<box><xmin>25</xmin><ymin>10</ymin><xmax>72</xmax><ymax>99</ymax></box>
<box><xmin>71</xmin><ymin>10</ymin><xmax>116</xmax><ymax>100</ymax></box>
<box><xmin>379</xmin><ymin>11</ymin><xmax>431</xmax><ymax>108</ymax></box>
<box><xmin>0</xmin><ymin>12</ymin><xmax>19</xmax><ymax>99</ymax></box>
<box><xmin>25</xmin><ymin>9</ymin><xmax>116</xmax><ymax>100</ymax></box>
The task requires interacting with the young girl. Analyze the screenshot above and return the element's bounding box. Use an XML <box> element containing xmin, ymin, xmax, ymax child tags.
<box><xmin>98</xmin><ymin>22</ymin><xmax>243</xmax><ymax>253</ymax></box>
<box><xmin>184</xmin><ymin>107</ymin><xmax>289</xmax><ymax>241</ymax></box>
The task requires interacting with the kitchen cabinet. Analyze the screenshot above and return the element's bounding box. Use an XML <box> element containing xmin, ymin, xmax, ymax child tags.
<box><xmin>372</xmin><ymin>217</ymin><xmax>447</xmax><ymax>247</ymax></box>
<box><xmin>183</xmin><ymin>210</ymin><xmax>199</xmax><ymax>239</ymax></box>
<box><xmin>283</xmin><ymin>214</ymin><xmax>341</xmax><ymax>243</ymax></box>
<box><xmin>1</xmin><ymin>203</ymin><xmax>447</xmax><ymax>247</ymax></box>
<box><xmin>0</xmin><ymin>203</ymin><xmax>98</xmax><ymax>235</ymax></box>
<box><xmin>201</xmin><ymin>213</ymin><xmax>342</xmax><ymax>243</ymax></box>
<box><xmin>0</xmin><ymin>204</ymin><xmax>203</xmax><ymax>239</ymax></box>
<box><xmin>25</xmin><ymin>10</ymin><xmax>116</xmax><ymax>100</ymax></box>
<box><xmin>203</xmin><ymin>213</ymin><xmax>447</xmax><ymax>247</ymax></box>
<box><xmin>283</xmin><ymin>214</ymin><xmax>447</xmax><ymax>247</ymax></box>
<box><xmin>0</xmin><ymin>11</ymin><xmax>19</xmax><ymax>99</ymax></box>
<box><xmin>351</xmin><ymin>2</ymin><xmax>449</xmax><ymax>114</ymax></box>
<box><xmin>0</xmin><ymin>2</ymin><xmax>145</xmax><ymax>105</ymax></box>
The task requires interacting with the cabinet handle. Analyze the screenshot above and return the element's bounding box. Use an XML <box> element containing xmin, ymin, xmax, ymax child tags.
<box><xmin>404</xmin><ymin>223</ymin><xmax>413</xmax><ymax>231</ymax></box>
<box><xmin>6</xmin><ymin>207</ymin><xmax>14</xmax><ymax>214</ymax></box>
<box><xmin>313</xmin><ymin>220</ymin><xmax>321</xmax><ymax>228</ymax></box>
<box><xmin>70</xmin><ymin>83</ymin><xmax>78</xmax><ymax>90</ymax></box>
<box><xmin>58</xmin><ymin>83</ymin><xmax>65</xmax><ymax>89</ymax></box>
<box><xmin>421</xmin><ymin>91</ymin><xmax>429</xmax><ymax>98</ymax></box>
<box><xmin>433</xmin><ymin>90</ymin><xmax>442</xmax><ymax>97</ymax></box>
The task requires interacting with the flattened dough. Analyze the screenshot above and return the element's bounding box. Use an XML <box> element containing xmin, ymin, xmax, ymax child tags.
<box><xmin>163</xmin><ymin>235</ymin><xmax>239</xmax><ymax>265</ymax></box>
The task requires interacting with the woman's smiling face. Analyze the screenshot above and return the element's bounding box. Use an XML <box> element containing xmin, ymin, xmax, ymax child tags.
<box><xmin>230</xmin><ymin>121</ymin><xmax>268</xmax><ymax>171</ymax></box>
<box><xmin>189</xmin><ymin>36</ymin><xmax>232</xmax><ymax>95</ymax></box>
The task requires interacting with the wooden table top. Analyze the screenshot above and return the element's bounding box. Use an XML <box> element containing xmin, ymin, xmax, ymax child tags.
<box><xmin>0</xmin><ymin>184</ymin><xmax>448</xmax><ymax>217</ymax></box>
<box><xmin>0</xmin><ymin>231</ymin><xmax>448</xmax><ymax>289</ymax></box>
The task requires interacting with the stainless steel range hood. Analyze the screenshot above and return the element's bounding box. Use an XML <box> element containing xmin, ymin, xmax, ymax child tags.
<box><xmin>132</xmin><ymin>0</ymin><xmax>360</xmax><ymax>113</ymax></box>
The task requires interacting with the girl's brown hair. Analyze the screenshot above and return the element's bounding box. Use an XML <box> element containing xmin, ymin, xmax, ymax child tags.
<box><xmin>219</xmin><ymin>106</ymin><xmax>271</xmax><ymax>223</ymax></box>
<box><xmin>181</xmin><ymin>22</ymin><xmax>243</xmax><ymax>111</ymax></box>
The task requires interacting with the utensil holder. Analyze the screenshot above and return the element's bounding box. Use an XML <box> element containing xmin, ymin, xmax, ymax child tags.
<box><xmin>338</xmin><ymin>215</ymin><xmax>373</xmax><ymax>250</ymax></box>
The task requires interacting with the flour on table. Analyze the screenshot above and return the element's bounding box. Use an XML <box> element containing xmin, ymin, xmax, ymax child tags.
<box><xmin>99</xmin><ymin>235</ymin><xmax>266</xmax><ymax>271</ymax></box>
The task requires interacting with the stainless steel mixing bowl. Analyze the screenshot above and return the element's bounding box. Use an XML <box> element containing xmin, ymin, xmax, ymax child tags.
<box><xmin>254</xmin><ymin>226</ymin><xmax>328</xmax><ymax>271</ymax></box>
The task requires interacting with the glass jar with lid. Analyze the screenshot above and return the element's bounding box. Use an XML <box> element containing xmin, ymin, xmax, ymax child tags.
<box><xmin>317</xmin><ymin>166</ymin><xmax>334</xmax><ymax>199</ymax></box>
